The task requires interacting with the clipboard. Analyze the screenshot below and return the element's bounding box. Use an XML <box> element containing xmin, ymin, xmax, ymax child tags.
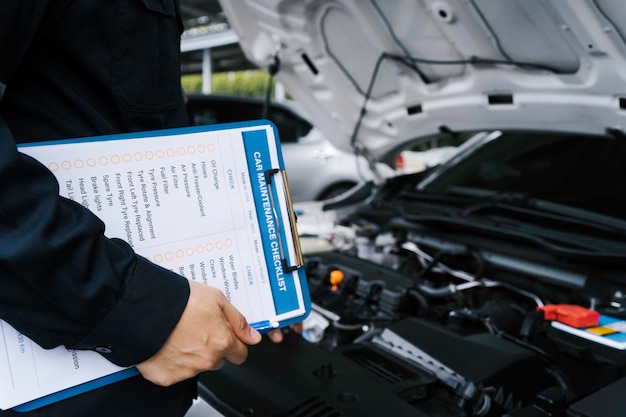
<box><xmin>1</xmin><ymin>120</ymin><xmax>311</xmax><ymax>411</ymax></box>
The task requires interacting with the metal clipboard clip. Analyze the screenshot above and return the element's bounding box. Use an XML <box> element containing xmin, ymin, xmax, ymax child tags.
<box><xmin>264</xmin><ymin>168</ymin><xmax>303</xmax><ymax>273</ymax></box>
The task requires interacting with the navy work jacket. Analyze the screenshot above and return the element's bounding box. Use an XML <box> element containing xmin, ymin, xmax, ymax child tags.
<box><xmin>0</xmin><ymin>0</ymin><xmax>191</xmax><ymax>367</ymax></box>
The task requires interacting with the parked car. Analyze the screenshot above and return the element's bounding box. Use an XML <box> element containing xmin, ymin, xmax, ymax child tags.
<box><xmin>186</xmin><ymin>93</ymin><xmax>395</xmax><ymax>202</ymax></box>
<box><xmin>196</xmin><ymin>2</ymin><xmax>626</xmax><ymax>417</ymax></box>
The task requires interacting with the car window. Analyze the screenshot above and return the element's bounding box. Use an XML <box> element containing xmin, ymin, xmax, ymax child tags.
<box><xmin>265</xmin><ymin>107</ymin><xmax>312</xmax><ymax>144</ymax></box>
<box><xmin>191</xmin><ymin>107</ymin><xmax>220</xmax><ymax>126</ymax></box>
<box><xmin>189</xmin><ymin>97</ymin><xmax>312</xmax><ymax>144</ymax></box>
<box><xmin>188</xmin><ymin>98</ymin><xmax>223</xmax><ymax>125</ymax></box>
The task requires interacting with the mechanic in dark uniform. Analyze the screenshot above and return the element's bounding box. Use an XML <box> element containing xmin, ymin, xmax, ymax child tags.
<box><xmin>0</xmin><ymin>1</ymin><xmax>262</xmax><ymax>415</ymax></box>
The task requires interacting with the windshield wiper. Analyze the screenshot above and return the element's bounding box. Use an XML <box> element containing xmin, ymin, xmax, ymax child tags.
<box><xmin>397</xmin><ymin>186</ymin><xmax>626</xmax><ymax>261</ymax></box>
<box><xmin>397</xmin><ymin>213</ymin><xmax>626</xmax><ymax>261</ymax></box>
<box><xmin>446</xmin><ymin>185</ymin><xmax>626</xmax><ymax>234</ymax></box>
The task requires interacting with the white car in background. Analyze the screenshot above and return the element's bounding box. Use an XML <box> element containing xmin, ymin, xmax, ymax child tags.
<box><xmin>186</xmin><ymin>94</ymin><xmax>395</xmax><ymax>202</ymax></box>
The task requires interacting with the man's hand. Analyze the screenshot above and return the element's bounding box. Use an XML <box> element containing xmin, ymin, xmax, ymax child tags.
<box><xmin>266</xmin><ymin>322</ymin><xmax>303</xmax><ymax>343</ymax></box>
<box><xmin>137</xmin><ymin>280</ymin><xmax>262</xmax><ymax>386</ymax></box>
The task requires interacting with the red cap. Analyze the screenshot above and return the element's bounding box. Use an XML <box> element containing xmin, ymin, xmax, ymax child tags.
<box><xmin>538</xmin><ymin>304</ymin><xmax>600</xmax><ymax>328</ymax></box>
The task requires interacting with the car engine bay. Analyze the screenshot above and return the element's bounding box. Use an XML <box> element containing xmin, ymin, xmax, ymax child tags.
<box><xmin>195</xmin><ymin>0</ymin><xmax>626</xmax><ymax>412</ymax></box>
<box><xmin>199</xmin><ymin>190</ymin><xmax>626</xmax><ymax>417</ymax></box>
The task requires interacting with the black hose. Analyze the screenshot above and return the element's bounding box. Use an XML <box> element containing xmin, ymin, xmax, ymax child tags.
<box><xmin>262</xmin><ymin>55</ymin><xmax>281</xmax><ymax>119</ymax></box>
<box><xmin>416</xmin><ymin>283</ymin><xmax>454</xmax><ymax>298</ymax></box>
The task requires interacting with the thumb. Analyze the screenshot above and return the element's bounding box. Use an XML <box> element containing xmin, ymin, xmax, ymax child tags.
<box><xmin>222</xmin><ymin>300</ymin><xmax>262</xmax><ymax>345</ymax></box>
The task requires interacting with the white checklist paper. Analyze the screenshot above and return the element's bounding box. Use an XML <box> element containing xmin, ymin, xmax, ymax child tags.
<box><xmin>1</xmin><ymin>122</ymin><xmax>309</xmax><ymax>411</ymax></box>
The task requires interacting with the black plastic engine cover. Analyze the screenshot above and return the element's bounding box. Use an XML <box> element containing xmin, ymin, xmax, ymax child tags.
<box><xmin>198</xmin><ymin>317</ymin><xmax>546</xmax><ymax>416</ymax></box>
<box><xmin>387</xmin><ymin>318</ymin><xmax>547</xmax><ymax>405</ymax></box>
<box><xmin>198</xmin><ymin>330</ymin><xmax>432</xmax><ymax>417</ymax></box>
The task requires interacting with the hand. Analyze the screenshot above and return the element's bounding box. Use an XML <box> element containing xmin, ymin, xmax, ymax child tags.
<box><xmin>266</xmin><ymin>322</ymin><xmax>303</xmax><ymax>343</ymax></box>
<box><xmin>137</xmin><ymin>280</ymin><xmax>262</xmax><ymax>386</ymax></box>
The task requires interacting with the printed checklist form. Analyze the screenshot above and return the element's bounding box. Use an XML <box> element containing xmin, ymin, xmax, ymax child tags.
<box><xmin>0</xmin><ymin>323</ymin><xmax>134</xmax><ymax>412</ymax></box>
<box><xmin>1</xmin><ymin>121</ymin><xmax>310</xmax><ymax>411</ymax></box>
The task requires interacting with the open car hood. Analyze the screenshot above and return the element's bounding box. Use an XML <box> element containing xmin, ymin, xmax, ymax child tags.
<box><xmin>218</xmin><ymin>0</ymin><xmax>626</xmax><ymax>159</ymax></box>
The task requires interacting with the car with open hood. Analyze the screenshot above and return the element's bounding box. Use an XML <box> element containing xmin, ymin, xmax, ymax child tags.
<box><xmin>185</xmin><ymin>93</ymin><xmax>396</xmax><ymax>202</ymax></box>
<box><xmin>194</xmin><ymin>2</ymin><xmax>626</xmax><ymax>417</ymax></box>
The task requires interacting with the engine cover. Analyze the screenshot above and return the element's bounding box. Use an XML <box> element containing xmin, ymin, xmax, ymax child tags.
<box><xmin>198</xmin><ymin>316</ymin><xmax>545</xmax><ymax>417</ymax></box>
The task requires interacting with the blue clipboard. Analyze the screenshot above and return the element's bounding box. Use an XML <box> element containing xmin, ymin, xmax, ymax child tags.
<box><xmin>7</xmin><ymin>120</ymin><xmax>311</xmax><ymax>411</ymax></box>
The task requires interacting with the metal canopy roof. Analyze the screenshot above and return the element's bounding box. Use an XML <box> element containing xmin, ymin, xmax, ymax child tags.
<box><xmin>179</xmin><ymin>0</ymin><xmax>223</xmax><ymax>21</ymax></box>
<box><xmin>179</xmin><ymin>0</ymin><xmax>256</xmax><ymax>74</ymax></box>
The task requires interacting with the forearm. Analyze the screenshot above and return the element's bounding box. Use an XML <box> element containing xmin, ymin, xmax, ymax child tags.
<box><xmin>0</xmin><ymin>0</ymin><xmax>192</xmax><ymax>368</ymax></box>
<box><xmin>0</xmin><ymin>121</ymin><xmax>189</xmax><ymax>366</ymax></box>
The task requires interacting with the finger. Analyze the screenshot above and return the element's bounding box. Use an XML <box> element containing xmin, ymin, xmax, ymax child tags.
<box><xmin>221</xmin><ymin>299</ymin><xmax>262</xmax><ymax>345</ymax></box>
<box><xmin>290</xmin><ymin>322</ymin><xmax>303</xmax><ymax>334</ymax></box>
<box><xmin>267</xmin><ymin>329</ymin><xmax>283</xmax><ymax>343</ymax></box>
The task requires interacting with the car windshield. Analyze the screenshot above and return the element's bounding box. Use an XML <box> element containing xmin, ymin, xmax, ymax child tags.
<box><xmin>417</xmin><ymin>130</ymin><xmax>626</xmax><ymax>221</ymax></box>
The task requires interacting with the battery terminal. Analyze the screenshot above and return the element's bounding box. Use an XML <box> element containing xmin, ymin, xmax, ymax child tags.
<box><xmin>538</xmin><ymin>304</ymin><xmax>600</xmax><ymax>328</ymax></box>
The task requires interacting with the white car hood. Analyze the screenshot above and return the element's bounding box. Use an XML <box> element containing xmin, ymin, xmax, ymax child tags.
<box><xmin>218</xmin><ymin>0</ymin><xmax>626</xmax><ymax>159</ymax></box>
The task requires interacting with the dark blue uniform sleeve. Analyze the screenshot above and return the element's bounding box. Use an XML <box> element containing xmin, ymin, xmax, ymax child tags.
<box><xmin>0</xmin><ymin>1</ymin><xmax>190</xmax><ymax>367</ymax></box>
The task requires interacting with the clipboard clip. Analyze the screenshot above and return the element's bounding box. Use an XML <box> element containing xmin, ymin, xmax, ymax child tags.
<box><xmin>265</xmin><ymin>168</ymin><xmax>303</xmax><ymax>273</ymax></box>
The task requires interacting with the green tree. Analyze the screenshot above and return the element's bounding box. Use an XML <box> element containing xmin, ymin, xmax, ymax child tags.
<box><xmin>182</xmin><ymin>70</ymin><xmax>274</xmax><ymax>98</ymax></box>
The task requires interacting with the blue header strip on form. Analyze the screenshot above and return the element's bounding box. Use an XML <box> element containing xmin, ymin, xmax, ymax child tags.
<box><xmin>242</xmin><ymin>129</ymin><xmax>299</xmax><ymax>315</ymax></box>
<box><xmin>13</xmin><ymin>368</ymin><xmax>140</xmax><ymax>411</ymax></box>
